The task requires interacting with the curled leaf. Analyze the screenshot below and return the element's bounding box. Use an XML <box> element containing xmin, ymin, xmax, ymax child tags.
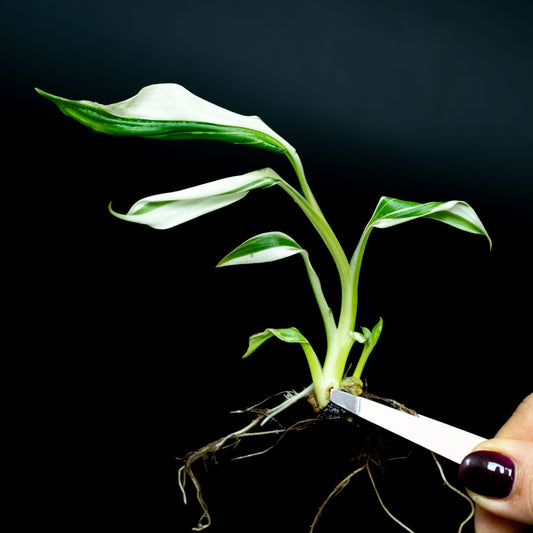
<box><xmin>349</xmin><ymin>331</ymin><xmax>368</xmax><ymax>344</ymax></box>
<box><xmin>242</xmin><ymin>327</ymin><xmax>324</xmax><ymax>399</ymax></box>
<box><xmin>109</xmin><ymin>168</ymin><xmax>281</xmax><ymax>229</ymax></box>
<box><xmin>243</xmin><ymin>327</ymin><xmax>310</xmax><ymax>358</ymax></box>
<box><xmin>368</xmin><ymin>197</ymin><xmax>492</xmax><ymax>248</ymax></box>
<box><xmin>36</xmin><ymin>84</ymin><xmax>293</xmax><ymax>154</ymax></box>
<box><xmin>352</xmin><ymin>317</ymin><xmax>384</xmax><ymax>380</ymax></box>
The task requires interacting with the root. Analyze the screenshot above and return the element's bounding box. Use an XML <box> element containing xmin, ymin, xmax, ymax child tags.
<box><xmin>230</xmin><ymin>417</ymin><xmax>316</xmax><ymax>461</ymax></box>
<box><xmin>177</xmin><ymin>414</ymin><xmax>263</xmax><ymax>530</ymax></box>
<box><xmin>178</xmin><ymin>387</ymin><xmax>476</xmax><ymax>532</ymax></box>
<box><xmin>177</xmin><ymin>385</ymin><xmax>314</xmax><ymax>531</ymax></box>
<box><xmin>367</xmin><ymin>461</ymin><xmax>416</xmax><ymax>533</ymax></box>
<box><xmin>430</xmin><ymin>452</ymin><xmax>475</xmax><ymax>533</ymax></box>
<box><xmin>310</xmin><ymin>456</ymin><xmax>415</xmax><ymax>533</ymax></box>
<box><xmin>309</xmin><ymin>459</ymin><xmax>368</xmax><ymax>532</ymax></box>
<box><xmin>310</xmin><ymin>450</ymin><xmax>475</xmax><ymax>533</ymax></box>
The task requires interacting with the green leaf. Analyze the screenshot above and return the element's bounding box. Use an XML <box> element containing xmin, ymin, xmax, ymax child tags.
<box><xmin>243</xmin><ymin>327</ymin><xmax>324</xmax><ymax>400</ymax></box>
<box><xmin>368</xmin><ymin>196</ymin><xmax>492</xmax><ymax>248</ymax></box>
<box><xmin>36</xmin><ymin>84</ymin><xmax>293</xmax><ymax>154</ymax></box>
<box><xmin>108</xmin><ymin>168</ymin><xmax>281</xmax><ymax>229</ymax></box>
<box><xmin>352</xmin><ymin>317</ymin><xmax>383</xmax><ymax>380</ymax></box>
<box><xmin>217</xmin><ymin>231</ymin><xmax>304</xmax><ymax>267</ymax></box>
<box><xmin>218</xmin><ymin>231</ymin><xmax>337</xmax><ymax>343</ymax></box>
<box><xmin>349</xmin><ymin>330</ymin><xmax>368</xmax><ymax>343</ymax></box>
<box><xmin>243</xmin><ymin>327</ymin><xmax>310</xmax><ymax>358</ymax></box>
<box><xmin>367</xmin><ymin>317</ymin><xmax>383</xmax><ymax>348</ymax></box>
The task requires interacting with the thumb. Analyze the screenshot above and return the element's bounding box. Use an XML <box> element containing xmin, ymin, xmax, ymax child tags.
<box><xmin>459</xmin><ymin>438</ymin><xmax>533</xmax><ymax>526</ymax></box>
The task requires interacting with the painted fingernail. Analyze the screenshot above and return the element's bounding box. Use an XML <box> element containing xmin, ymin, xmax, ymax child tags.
<box><xmin>459</xmin><ymin>450</ymin><xmax>515</xmax><ymax>498</ymax></box>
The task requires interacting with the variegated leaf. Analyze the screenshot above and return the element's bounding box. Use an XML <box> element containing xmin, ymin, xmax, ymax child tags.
<box><xmin>217</xmin><ymin>232</ymin><xmax>303</xmax><ymax>267</ymax></box>
<box><xmin>36</xmin><ymin>84</ymin><xmax>293</xmax><ymax>154</ymax></box>
<box><xmin>109</xmin><ymin>168</ymin><xmax>281</xmax><ymax>229</ymax></box>
<box><xmin>368</xmin><ymin>197</ymin><xmax>491</xmax><ymax>248</ymax></box>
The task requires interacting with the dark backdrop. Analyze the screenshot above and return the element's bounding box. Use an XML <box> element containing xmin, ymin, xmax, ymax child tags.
<box><xmin>6</xmin><ymin>1</ymin><xmax>532</xmax><ymax>531</ymax></box>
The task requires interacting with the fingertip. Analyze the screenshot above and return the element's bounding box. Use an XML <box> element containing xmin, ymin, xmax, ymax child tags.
<box><xmin>461</xmin><ymin>439</ymin><xmax>533</xmax><ymax>526</ymax></box>
<box><xmin>474</xmin><ymin>505</ymin><xmax>528</xmax><ymax>533</ymax></box>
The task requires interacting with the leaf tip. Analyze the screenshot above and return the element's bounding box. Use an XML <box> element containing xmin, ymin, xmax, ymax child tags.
<box><xmin>107</xmin><ymin>201</ymin><xmax>121</xmax><ymax>220</ymax></box>
<box><xmin>35</xmin><ymin>87</ymin><xmax>55</xmax><ymax>104</ymax></box>
<box><xmin>242</xmin><ymin>347</ymin><xmax>254</xmax><ymax>359</ymax></box>
<box><xmin>215</xmin><ymin>256</ymin><xmax>228</xmax><ymax>268</ymax></box>
<box><xmin>35</xmin><ymin>87</ymin><xmax>56</xmax><ymax>101</ymax></box>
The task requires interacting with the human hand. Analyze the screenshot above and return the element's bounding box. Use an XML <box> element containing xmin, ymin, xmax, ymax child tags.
<box><xmin>459</xmin><ymin>393</ymin><xmax>533</xmax><ymax>532</ymax></box>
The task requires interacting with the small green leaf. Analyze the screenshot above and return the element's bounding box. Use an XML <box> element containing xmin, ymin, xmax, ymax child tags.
<box><xmin>367</xmin><ymin>317</ymin><xmax>383</xmax><ymax>347</ymax></box>
<box><xmin>217</xmin><ymin>232</ymin><xmax>303</xmax><ymax>267</ymax></box>
<box><xmin>352</xmin><ymin>317</ymin><xmax>383</xmax><ymax>381</ymax></box>
<box><xmin>36</xmin><ymin>84</ymin><xmax>293</xmax><ymax>154</ymax></box>
<box><xmin>243</xmin><ymin>327</ymin><xmax>324</xmax><ymax>399</ymax></box>
<box><xmin>108</xmin><ymin>168</ymin><xmax>281</xmax><ymax>229</ymax></box>
<box><xmin>243</xmin><ymin>327</ymin><xmax>309</xmax><ymax>358</ymax></box>
<box><xmin>368</xmin><ymin>197</ymin><xmax>492</xmax><ymax>248</ymax></box>
<box><xmin>349</xmin><ymin>331</ymin><xmax>368</xmax><ymax>344</ymax></box>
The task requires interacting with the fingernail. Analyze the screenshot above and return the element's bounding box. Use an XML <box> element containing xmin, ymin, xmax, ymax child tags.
<box><xmin>459</xmin><ymin>450</ymin><xmax>515</xmax><ymax>498</ymax></box>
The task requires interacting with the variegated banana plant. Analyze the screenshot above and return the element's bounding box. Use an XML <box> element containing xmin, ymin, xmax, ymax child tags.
<box><xmin>37</xmin><ymin>84</ymin><xmax>491</xmax><ymax>409</ymax></box>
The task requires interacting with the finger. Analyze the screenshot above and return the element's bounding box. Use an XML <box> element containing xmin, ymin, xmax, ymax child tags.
<box><xmin>495</xmin><ymin>394</ymin><xmax>533</xmax><ymax>441</ymax></box>
<box><xmin>474</xmin><ymin>504</ymin><xmax>527</xmax><ymax>533</ymax></box>
<box><xmin>460</xmin><ymin>438</ymin><xmax>533</xmax><ymax>526</ymax></box>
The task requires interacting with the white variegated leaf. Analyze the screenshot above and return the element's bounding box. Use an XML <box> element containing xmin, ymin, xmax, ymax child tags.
<box><xmin>36</xmin><ymin>84</ymin><xmax>294</xmax><ymax>154</ymax></box>
<box><xmin>368</xmin><ymin>197</ymin><xmax>491</xmax><ymax>248</ymax></box>
<box><xmin>217</xmin><ymin>232</ymin><xmax>303</xmax><ymax>267</ymax></box>
<box><xmin>109</xmin><ymin>168</ymin><xmax>281</xmax><ymax>229</ymax></box>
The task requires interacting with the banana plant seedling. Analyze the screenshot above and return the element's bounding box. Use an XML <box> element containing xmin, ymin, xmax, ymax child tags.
<box><xmin>38</xmin><ymin>84</ymin><xmax>492</xmax><ymax>530</ymax></box>
<box><xmin>37</xmin><ymin>83</ymin><xmax>491</xmax><ymax>410</ymax></box>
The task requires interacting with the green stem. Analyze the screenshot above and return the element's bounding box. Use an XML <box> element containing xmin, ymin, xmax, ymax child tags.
<box><xmin>277</xmin><ymin>177</ymin><xmax>362</xmax><ymax>403</ymax></box>
<box><xmin>278</xmin><ymin>180</ymin><xmax>350</xmax><ymax>289</ymax></box>
<box><xmin>321</xmin><ymin>335</ymin><xmax>354</xmax><ymax>390</ymax></box>
<box><xmin>301</xmin><ymin>252</ymin><xmax>337</xmax><ymax>346</ymax></box>
<box><xmin>352</xmin><ymin>347</ymin><xmax>371</xmax><ymax>382</ymax></box>
<box><xmin>300</xmin><ymin>343</ymin><xmax>328</xmax><ymax>407</ymax></box>
<box><xmin>277</xmin><ymin>158</ymin><xmax>374</xmax><ymax>404</ymax></box>
<box><xmin>344</xmin><ymin>226</ymin><xmax>373</xmax><ymax>332</ymax></box>
<box><xmin>285</xmin><ymin>149</ymin><xmax>324</xmax><ymax>217</ymax></box>
<box><xmin>320</xmin><ymin>227</ymin><xmax>374</xmax><ymax>391</ymax></box>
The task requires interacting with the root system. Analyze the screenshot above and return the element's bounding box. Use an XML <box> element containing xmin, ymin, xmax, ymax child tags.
<box><xmin>177</xmin><ymin>386</ymin><xmax>316</xmax><ymax>531</ymax></box>
<box><xmin>177</xmin><ymin>387</ymin><xmax>475</xmax><ymax>532</ymax></box>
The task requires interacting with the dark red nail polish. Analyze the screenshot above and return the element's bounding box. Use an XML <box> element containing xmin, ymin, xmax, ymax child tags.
<box><xmin>459</xmin><ymin>450</ymin><xmax>515</xmax><ymax>498</ymax></box>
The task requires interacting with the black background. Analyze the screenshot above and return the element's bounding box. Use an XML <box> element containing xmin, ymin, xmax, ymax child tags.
<box><xmin>6</xmin><ymin>1</ymin><xmax>532</xmax><ymax>531</ymax></box>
